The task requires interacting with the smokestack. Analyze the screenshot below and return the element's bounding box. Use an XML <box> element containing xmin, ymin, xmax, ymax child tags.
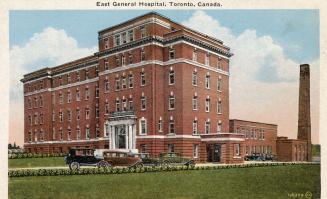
<box><xmin>297</xmin><ymin>64</ymin><xmax>312</xmax><ymax>161</ymax></box>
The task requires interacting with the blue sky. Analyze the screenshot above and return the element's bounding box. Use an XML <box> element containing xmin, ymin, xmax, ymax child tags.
<box><xmin>10</xmin><ymin>10</ymin><xmax>319</xmax><ymax>63</ymax></box>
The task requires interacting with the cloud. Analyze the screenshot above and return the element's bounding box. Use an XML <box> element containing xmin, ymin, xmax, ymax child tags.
<box><xmin>183</xmin><ymin>11</ymin><xmax>319</xmax><ymax>143</ymax></box>
<box><xmin>9</xmin><ymin>27</ymin><xmax>97</xmax><ymax>146</ymax></box>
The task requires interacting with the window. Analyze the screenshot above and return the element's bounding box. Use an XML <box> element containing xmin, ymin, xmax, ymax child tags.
<box><xmin>59</xmin><ymin>128</ymin><xmax>63</xmax><ymax>141</ymax></box>
<box><xmin>140</xmin><ymin>118</ymin><xmax>147</xmax><ymax>135</ymax></box>
<box><xmin>76</xmin><ymin>127</ymin><xmax>81</xmax><ymax>140</ymax></box>
<box><xmin>34</xmin><ymin>131</ymin><xmax>38</xmax><ymax>142</ymax></box>
<box><xmin>128</xmin><ymin>52</ymin><xmax>133</xmax><ymax>64</ymax></box>
<box><xmin>76</xmin><ymin>108</ymin><xmax>80</xmax><ymax>120</ymax></box>
<box><xmin>205</xmin><ymin>120</ymin><xmax>211</xmax><ymax>134</ymax></box>
<box><xmin>104</xmin><ymin>38</ymin><xmax>109</xmax><ymax>49</ymax></box>
<box><xmin>193</xmin><ymin>119</ymin><xmax>198</xmax><ymax>135</ymax></box>
<box><xmin>140</xmin><ymin>49</ymin><xmax>145</xmax><ymax>61</ymax></box>
<box><xmin>67</xmin><ymin>91</ymin><xmax>71</xmax><ymax>103</ymax></box>
<box><xmin>85</xmin><ymin>69</ymin><xmax>89</xmax><ymax>80</ymax></box>
<box><xmin>141</xmin><ymin>95</ymin><xmax>146</xmax><ymax>110</ymax></box>
<box><xmin>140</xmin><ymin>26</ymin><xmax>146</xmax><ymax>38</ymax></box>
<box><xmin>140</xmin><ymin>71</ymin><xmax>146</xmax><ymax>86</ymax></box>
<box><xmin>128</xmin><ymin>30</ymin><xmax>134</xmax><ymax>42</ymax></box>
<box><xmin>96</xmin><ymin>127</ymin><xmax>100</xmax><ymax>138</ymax></box>
<box><xmin>115</xmin><ymin>55</ymin><xmax>120</xmax><ymax>66</ymax></box>
<box><xmin>121</xmin><ymin>32</ymin><xmax>127</xmax><ymax>44</ymax></box>
<box><xmin>129</xmin><ymin>74</ymin><xmax>134</xmax><ymax>88</ymax></box>
<box><xmin>28</xmin><ymin>131</ymin><xmax>32</xmax><ymax>142</ymax></box>
<box><xmin>59</xmin><ymin>111</ymin><xmax>63</xmax><ymax>123</ymax></box>
<box><xmin>34</xmin><ymin>113</ymin><xmax>38</xmax><ymax>125</ymax></box>
<box><xmin>104</xmin><ymin>58</ymin><xmax>109</xmax><ymax>70</ymax></box>
<box><xmin>76</xmin><ymin>88</ymin><xmax>80</xmax><ymax>101</ymax></box>
<box><xmin>95</xmin><ymin>84</ymin><xmax>99</xmax><ymax>98</ymax></box>
<box><xmin>192</xmin><ymin>71</ymin><xmax>198</xmax><ymax>86</ymax></box>
<box><xmin>169</xmin><ymin>117</ymin><xmax>175</xmax><ymax>134</ymax></box>
<box><xmin>40</xmin><ymin>130</ymin><xmax>45</xmax><ymax>141</ymax></box>
<box><xmin>52</xmin><ymin>128</ymin><xmax>56</xmax><ymax>140</ymax></box>
<box><xmin>140</xmin><ymin>144</ymin><xmax>147</xmax><ymax>153</ymax></box>
<box><xmin>28</xmin><ymin>115</ymin><xmax>32</xmax><ymax>125</ymax></box>
<box><xmin>105</xmin><ymin>100</ymin><xmax>109</xmax><ymax>114</ymax></box>
<box><xmin>85</xmin><ymin>107</ymin><xmax>90</xmax><ymax>119</ymax></box>
<box><xmin>52</xmin><ymin>112</ymin><xmax>55</xmax><ymax>122</ymax></box>
<box><xmin>217</xmin><ymin>57</ymin><xmax>222</xmax><ymax>69</ymax></box>
<box><xmin>129</xmin><ymin>98</ymin><xmax>134</xmax><ymax>111</ymax></box>
<box><xmin>168</xmin><ymin>144</ymin><xmax>174</xmax><ymax>153</ymax></box>
<box><xmin>205</xmin><ymin>96</ymin><xmax>210</xmax><ymax>112</ymax></box>
<box><xmin>115</xmin><ymin>35</ymin><xmax>120</xmax><ymax>46</ymax></box>
<box><xmin>59</xmin><ymin>76</ymin><xmax>63</xmax><ymax>86</ymax></box>
<box><xmin>169</xmin><ymin>47</ymin><xmax>175</xmax><ymax>60</ymax></box>
<box><xmin>246</xmin><ymin>146</ymin><xmax>249</xmax><ymax>155</ymax></box>
<box><xmin>234</xmin><ymin>144</ymin><xmax>240</xmax><ymax>156</ymax></box>
<box><xmin>217</xmin><ymin>121</ymin><xmax>222</xmax><ymax>133</ymax></box>
<box><xmin>96</xmin><ymin>107</ymin><xmax>99</xmax><ymax>118</ymax></box>
<box><xmin>245</xmin><ymin>129</ymin><xmax>249</xmax><ymax>139</ymax></box>
<box><xmin>169</xmin><ymin>92</ymin><xmax>175</xmax><ymax>110</ymax></box>
<box><xmin>115</xmin><ymin>78</ymin><xmax>120</xmax><ymax>90</ymax></box>
<box><xmin>39</xmin><ymin>96</ymin><xmax>43</xmax><ymax>107</ymax></box>
<box><xmin>217</xmin><ymin>77</ymin><xmax>222</xmax><ymax>91</ymax></box>
<box><xmin>217</xmin><ymin>99</ymin><xmax>222</xmax><ymax>114</ymax></box>
<box><xmin>205</xmin><ymin>52</ymin><xmax>210</xmax><ymax>66</ymax></box>
<box><xmin>122</xmin><ymin>77</ymin><xmax>127</xmax><ymax>89</ymax></box>
<box><xmin>262</xmin><ymin>130</ymin><xmax>265</xmax><ymax>140</ymax></box>
<box><xmin>205</xmin><ymin>73</ymin><xmax>210</xmax><ymax>89</ymax></box>
<box><xmin>193</xmin><ymin>95</ymin><xmax>198</xmax><ymax>110</ymax></box>
<box><xmin>67</xmin><ymin>128</ymin><xmax>72</xmax><ymax>140</ymax></box>
<box><xmin>122</xmin><ymin>98</ymin><xmax>127</xmax><ymax>111</ymax></box>
<box><xmin>85</xmin><ymin>87</ymin><xmax>90</xmax><ymax>100</ymax></box>
<box><xmin>86</xmin><ymin>127</ymin><xmax>90</xmax><ymax>139</ymax></box>
<box><xmin>158</xmin><ymin>117</ymin><xmax>163</xmax><ymax>133</ymax></box>
<box><xmin>122</xmin><ymin>55</ymin><xmax>126</xmax><ymax>66</ymax></box>
<box><xmin>169</xmin><ymin>69</ymin><xmax>175</xmax><ymax>85</ymax></box>
<box><xmin>59</xmin><ymin>93</ymin><xmax>63</xmax><ymax>104</ymax></box>
<box><xmin>115</xmin><ymin>98</ymin><xmax>120</xmax><ymax>112</ymax></box>
<box><xmin>28</xmin><ymin>98</ymin><xmax>32</xmax><ymax>108</ymax></box>
<box><xmin>193</xmin><ymin>49</ymin><xmax>197</xmax><ymax>62</ymax></box>
<box><xmin>76</xmin><ymin>71</ymin><xmax>80</xmax><ymax>82</ymax></box>
<box><xmin>193</xmin><ymin>144</ymin><xmax>198</xmax><ymax>158</ymax></box>
<box><xmin>67</xmin><ymin>110</ymin><xmax>72</xmax><ymax>121</ymax></box>
<box><xmin>105</xmin><ymin>79</ymin><xmax>110</xmax><ymax>92</ymax></box>
<box><xmin>105</xmin><ymin>123</ymin><xmax>109</xmax><ymax>137</ymax></box>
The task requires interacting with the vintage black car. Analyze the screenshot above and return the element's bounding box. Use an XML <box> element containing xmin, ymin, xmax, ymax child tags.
<box><xmin>244</xmin><ymin>153</ymin><xmax>277</xmax><ymax>161</ymax></box>
<box><xmin>64</xmin><ymin>148</ymin><xmax>108</xmax><ymax>170</ymax></box>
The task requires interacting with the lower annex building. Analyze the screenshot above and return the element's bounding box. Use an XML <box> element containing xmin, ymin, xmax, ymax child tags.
<box><xmin>21</xmin><ymin>12</ymin><xmax>295</xmax><ymax>164</ymax></box>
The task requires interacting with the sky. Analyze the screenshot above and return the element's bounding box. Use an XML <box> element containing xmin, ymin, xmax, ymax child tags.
<box><xmin>9</xmin><ymin>10</ymin><xmax>320</xmax><ymax>146</ymax></box>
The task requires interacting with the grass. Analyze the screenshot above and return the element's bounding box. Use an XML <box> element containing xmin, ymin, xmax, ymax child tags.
<box><xmin>9</xmin><ymin>164</ymin><xmax>320</xmax><ymax>199</ymax></box>
<box><xmin>9</xmin><ymin>157</ymin><xmax>66</xmax><ymax>168</ymax></box>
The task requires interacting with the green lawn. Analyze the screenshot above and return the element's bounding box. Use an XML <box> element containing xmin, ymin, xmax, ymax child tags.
<box><xmin>9</xmin><ymin>157</ymin><xmax>66</xmax><ymax>168</ymax></box>
<box><xmin>9</xmin><ymin>164</ymin><xmax>320</xmax><ymax>199</ymax></box>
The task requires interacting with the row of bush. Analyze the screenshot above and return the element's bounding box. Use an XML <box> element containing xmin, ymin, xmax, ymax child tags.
<box><xmin>8</xmin><ymin>162</ymin><xmax>317</xmax><ymax>178</ymax></box>
<box><xmin>9</xmin><ymin>153</ymin><xmax>66</xmax><ymax>159</ymax></box>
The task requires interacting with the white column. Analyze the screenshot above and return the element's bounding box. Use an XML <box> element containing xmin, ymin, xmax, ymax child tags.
<box><xmin>132</xmin><ymin>124</ymin><xmax>136</xmax><ymax>149</ymax></box>
<box><xmin>112</xmin><ymin>126</ymin><xmax>115</xmax><ymax>149</ymax></box>
<box><xmin>109</xmin><ymin>125</ymin><xmax>112</xmax><ymax>149</ymax></box>
<box><xmin>125</xmin><ymin>125</ymin><xmax>128</xmax><ymax>149</ymax></box>
<box><xmin>129</xmin><ymin>124</ymin><xmax>133</xmax><ymax>149</ymax></box>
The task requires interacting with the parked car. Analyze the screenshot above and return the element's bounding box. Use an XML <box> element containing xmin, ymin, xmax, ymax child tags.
<box><xmin>64</xmin><ymin>148</ymin><xmax>105</xmax><ymax>170</ymax></box>
<box><xmin>102</xmin><ymin>151</ymin><xmax>143</xmax><ymax>168</ymax></box>
<box><xmin>244</xmin><ymin>153</ymin><xmax>277</xmax><ymax>161</ymax></box>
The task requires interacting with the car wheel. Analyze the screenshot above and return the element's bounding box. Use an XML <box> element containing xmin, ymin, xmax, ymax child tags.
<box><xmin>98</xmin><ymin>160</ymin><xmax>111</xmax><ymax>168</ymax></box>
<box><xmin>69</xmin><ymin>162</ymin><xmax>80</xmax><ymax>170</ymax></box>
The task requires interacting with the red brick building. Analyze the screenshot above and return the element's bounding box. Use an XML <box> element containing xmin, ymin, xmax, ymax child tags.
<box><xmin>21</xmin><ymin>12</ymin><xmax>247</xmax><ymax>163</ymax></box>
<box><xmin>229</xmin><ymin>119</ymin><xmax>277</xmax><ymax>156</ymax></box>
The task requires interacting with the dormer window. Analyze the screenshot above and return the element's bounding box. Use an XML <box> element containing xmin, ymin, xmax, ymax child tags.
<box><xmin>115</xmin><ymin>35</ymin><xmax>120</xmax><ymax>46</ymax></box>
<box><xmin>121</xmin><ymin>32</ymin><xmax>127</xmax><ymax>44</ymax></box>
<box><xmin>128</xmin><ymin>30</ymin><xmax>134</xmax><ymax>42</ymax></box>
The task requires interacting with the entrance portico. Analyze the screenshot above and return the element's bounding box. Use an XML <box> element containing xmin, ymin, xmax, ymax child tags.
<box><xmin>105</xmin><ymin>111</ymin><xmax>138</xmax><ymax>153</ymax></box>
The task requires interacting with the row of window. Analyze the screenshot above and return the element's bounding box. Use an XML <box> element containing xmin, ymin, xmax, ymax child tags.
<box><xmin>27</xmin><ymin>96</ymin><xmax>43</xmax><ymax>109</ymax></box>
<box><xmin>245</xmin><ymin>145</ymin><xmax>273</xmax><ymax>155</ymax></box>
<box><xmin>236</xmin><ymin>128</ymin><xmax>266</xmax><ymax>140</ymax></box>
<box><xmin>105</xmin><ymin>25</ymin><xmax>146</xmax><ymax>49</ymax></box>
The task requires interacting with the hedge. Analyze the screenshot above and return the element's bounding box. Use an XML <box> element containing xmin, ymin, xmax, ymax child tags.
<box><xmin>8</xmin><ymin>153</ymin><xmax>65</xmax><ymax>159</ymax></box>
<box><xmin>8</xmin><ymin>162</ymin><xmax>317</xmax><ymax>178</ymax></box>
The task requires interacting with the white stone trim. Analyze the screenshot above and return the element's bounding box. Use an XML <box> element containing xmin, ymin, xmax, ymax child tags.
<box><xmin>136</xmin><ymin>135</ymin><xmax>201</xmax><ymax>139</ymax></box>
<box><xmin>23</xmin><ymin>75</ymin><xmax>52</xmax><ymax>84</ymax></box>
<box><xmin>24</xmin><ymin>77</ymin><xmax>99</xmax><ymax>96</ymax></box>
<box><xmin>51</xmin><ymin>63</ymin><xmax>98</xmax><ymax>78</ymax></box>
<box><xmin>24</xmin><ymin>137</ymin><xmax>109</xmax><ymax>145</ymax></box>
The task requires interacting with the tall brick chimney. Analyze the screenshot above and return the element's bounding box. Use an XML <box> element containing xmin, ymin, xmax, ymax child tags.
<box><xmin>297</xmin><ymin>64</ymin><xmax>312</xmax><ymax>161</ymax></box>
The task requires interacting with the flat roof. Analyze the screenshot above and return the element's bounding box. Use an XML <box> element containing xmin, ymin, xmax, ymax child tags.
<box><xmin>229</xmin><ymin>119</ymin><xmax>278</xmax><ymax>126</ymax></box>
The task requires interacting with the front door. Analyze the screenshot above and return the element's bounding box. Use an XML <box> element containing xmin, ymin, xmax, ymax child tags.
<box><xmin>206</xmin><ymin>144</ymin><xmax>221</xmax><ymax>162</ymax></box>
<box><xmin>115</xmin><ymin>125</ymin><xmax>126</xmax><ymax>149</ymax></box>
